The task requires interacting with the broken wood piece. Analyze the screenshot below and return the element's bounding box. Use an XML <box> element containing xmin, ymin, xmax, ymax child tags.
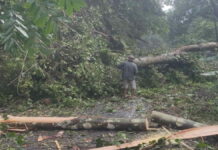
<box><xmin>0</xmin><ymin>115</ymin><xmax>155</xmax><ymax>131</ymax></box>
<box><xmin>89</xmin><ymin>133</ymin><xmax>168</xmax><ymax>150</ymax></box>
<box><xmin>38</xmin><ymin>131</ymin><xmax>64</xmax><ymax>142</ymax></box>
<box><xmin>151</xmin><ymin>111</ymin><xmax>205</xmax><ymax>129</ymax></box>
<box><xmin>92</xmin><ymin>125</ymin><xmax>218</xmax><ymax>150</ymax></box>
<box><xmin>0</xmin><ymin>115</ymin><xmax>76</xmax><ymax>124</ymax></box>
<box><xmin>7</xmin><ymin>128</ymin><xmax>28</xmax><ymax>132</ymax></box>
<box><xmin>72</xmin><ymin>145</ymin><xmax>81</xmax><ymax>150</ymax></box>
<box><xmin>162</xmin><ymin>127</ymin><xmax>194</xmax><ymax>150</ymax></box>
<box><xmin>0</xmin><ymin>130</ymin><xmax>5</xmax><ymax>136</ymax></box>
<box><xmin>168</xmin><ymin>125</ymin><xmax>218</xmax><ymax>140</ymax></box>
<box><xmin>55</xmin><ymin>140</ymin><xmax>62</xmax><ymax>150</ymax></box>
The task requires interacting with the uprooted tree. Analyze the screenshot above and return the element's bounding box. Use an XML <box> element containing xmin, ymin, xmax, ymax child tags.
<box><xmin>134</xmin><ymin>42</ymin><xmax>218</xmax><ymax>66</ymax></box>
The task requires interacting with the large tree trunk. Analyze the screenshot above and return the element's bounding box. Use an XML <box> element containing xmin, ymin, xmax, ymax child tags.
<box><xmin>151</xmin><ymin>111</ymin><xmax>205</xmax><ymax>129</ymax></box>
<box><xmin>0</xmin><ymin>115</ymin><xmax>152</xmax><ymax>131</ymax></box>
<box><xmin>134</xmin><ymin>42</ymin><xmax>218</xmax><ymax>66</ymax></box>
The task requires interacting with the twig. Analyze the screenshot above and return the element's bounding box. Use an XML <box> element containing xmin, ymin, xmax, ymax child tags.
<box><xmin>55</xmin><ymin>140</ymin><xmax>62</xmax><ymax>150</ymax></box>
<box><xmin>93</xmin><ymin>30</ymin><xmax>110</xmax><ymax>37</ymax></box>
<box><xmin>9</xmin><ymin>50</ymin><xmax>29</xmax><ymax>95</ymax></box>
<box><xmin>7</xmin><ymin>63</ymin><xmax>36</xmax><ymax>86</ymax></box>
<box><xmin>7</xmin><ymin>128</ymin><xmax>27</xmax><ymax>132</ymax></box>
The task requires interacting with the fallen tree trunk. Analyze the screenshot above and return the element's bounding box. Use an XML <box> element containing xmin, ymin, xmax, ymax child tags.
<box><xmin>134</xmin><ymin>42</ymin><xmax>218</xmax><ymax>66</ymax></box>
<box><xmin>151</xmin><ymin>111</ymin><xmax>205</xmax><ymax>129</ymax></box>
<box><xmin>0</xmin><ymin>115</ymin><xmax>153</xmax><ymax>131</ymax></box>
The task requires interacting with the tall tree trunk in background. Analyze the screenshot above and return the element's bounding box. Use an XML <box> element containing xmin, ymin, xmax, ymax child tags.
<box><xmin>210</xmin><ymin>0</ymin><xmax>218</xmax><ymax>42</ymax></box>
<box><xmin>134</xmin><ymin>42</ymin><xmax>218</xmax><ymax>66</ymax></box>
<box><xmin>214</xmin><ymin>20</ymin><xmax>218</xmax><ymax>42</ymax></box>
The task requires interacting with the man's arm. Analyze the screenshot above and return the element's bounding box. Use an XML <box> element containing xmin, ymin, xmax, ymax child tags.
<box><xmin>134</xmin><ymin>64</ymin><xmax>138</xmax><ymax>74</ymax></box>
<box><xmin>117</xmin><ymin>62</ymin><xmax>124</xmax><ymax>70</ymax></box>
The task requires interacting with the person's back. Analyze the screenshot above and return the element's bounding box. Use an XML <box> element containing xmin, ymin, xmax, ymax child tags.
<box><xmin>118</xmin><ymin>55</ymin><xmax>138</xmax><ymax>98</ymax></box>
<box><xmin>120</xmin><ymin>61</ymin><xmax>137</xmax><ymax>81</ymax></box>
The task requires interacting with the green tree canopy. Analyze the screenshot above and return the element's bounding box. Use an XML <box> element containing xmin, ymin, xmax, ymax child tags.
<box><xmin>167</xmin><ymin>0</ymin><xmax>218</xmax><ymax>45</ymax></box>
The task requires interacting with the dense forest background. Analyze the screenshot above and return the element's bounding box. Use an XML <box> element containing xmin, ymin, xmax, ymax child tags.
<box><xmin>0</xmin><ymin>0</ymin><xmax>218</xmax><ymax>106</ymax></box>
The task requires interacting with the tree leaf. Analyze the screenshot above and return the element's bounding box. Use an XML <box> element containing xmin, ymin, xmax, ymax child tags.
<box><xmin>15</xmin><ymin>26</ymin><xmax>29</xmax><ymax>38</ymax></box>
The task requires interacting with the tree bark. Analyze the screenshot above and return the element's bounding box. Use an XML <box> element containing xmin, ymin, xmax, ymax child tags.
<box><xmin>134</xmin><ymin>42</ymin><xmax>218</xmax><ymax>66</ymax></box>
<box><xmin>0</xmin><ymin>115</ymin><xmax>152</xmax><ymax>131</ymax></box>
<box><xmin>151</xmin><ymin>111</ymin><xmax>205</xmax><ymax>129</ymax></box>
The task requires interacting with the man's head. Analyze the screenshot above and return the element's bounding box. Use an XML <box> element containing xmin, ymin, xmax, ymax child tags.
<box><xmin>128</xmin><ymin>55</ymin><xmax>135</xmax><ymax>62</ymax></box>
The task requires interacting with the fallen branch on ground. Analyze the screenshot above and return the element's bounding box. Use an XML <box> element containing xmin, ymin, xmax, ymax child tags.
<box><xmin>151</xmin><ymin>111</ymin><xmax>205</xmax><ymax>129</ymax></box>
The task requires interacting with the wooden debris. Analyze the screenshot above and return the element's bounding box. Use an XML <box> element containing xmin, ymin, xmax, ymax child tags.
<box><xmin>0</xmin><ymin>115</ymin><xmax>156</xmax><ymax>131</ymax></box>
<box><xmin>0</xmin><ymin>115</ymin><xmax>76</xmax><ymax>124</ymax></box>
<box><xmin>92</xmin><ymin>125</ymin><xmax>218</xmax><ymax>150</ymax></box>
<box><xmin>7</xmin><ymin>128</ymin><xmax>28</xmax><ymax>132</ymax></box>
<box><xmin>168</xmin><ymin>125</ymin><xmax>218</xmax><ymax>140</ymax></box>
<box><xmin>151</xmin><ymin>111</ymin><xmax>205</xmax><ymax>129</ymax></box>
<box><xmin>162</xmin><ymin>127</ymin><xmax>194</xmax><ymax>150</ymax></box>
<box><xmin>72</xmin><ymin>145</ymin><xmax>81</xmax><ymax>150</ymax></box>
<box><xmin>55</xmin><ymin>140</ymin><xmax>62</xmax><ymax>150</ymax></box>
<box><xmin>38</xmin><ymin>131</ymin><xmax>64</xmax><ymax>142</ymax></box>
<box><xmin>89</xmin><ymin>133</ymin><xmax>168</xmax><ymax>150</ymax></box>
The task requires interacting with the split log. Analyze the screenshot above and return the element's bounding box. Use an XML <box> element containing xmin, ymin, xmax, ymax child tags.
<box><xmin>0</xmin><ymin>115</ymin><xmax>154</xmax><ymax>131</ymax></box>
<box><xmin>92</xmin><ymin>125</ymin><xmax>218</xmax><ymax>150</ymax></box>
<box><xmin>151</xmin><ymin>111</ymin><xmax>205</xmax><ymax>129</ymax></box>
<box><xmin>134</xmin><ymin>42</ymin><xmax>218</xmax><ymax>66</ymax></box>
<box><xmin>168</xmin><ymin>125</ymin><xmax>218</xmax><ymax>140</ymax></box>
<box><xmin>90</xmin><ymin>133</ymin><xmax>168</xmax><ymax>150</ymax></box>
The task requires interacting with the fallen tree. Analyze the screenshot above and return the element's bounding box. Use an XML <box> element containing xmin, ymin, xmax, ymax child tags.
<box><xmin>151</xmin><ymin>111</ymin><xmax>205</xmax><ymax>129</ymax></box>
<box><xmin>134</xmin><ymin>42</ymin><xmax>218</xmax><ymax>66</ymax></box>
<box><xmin>0</xmin><ymin>115</ymin><xmax>154</xmax><ymax>131</ymax></box>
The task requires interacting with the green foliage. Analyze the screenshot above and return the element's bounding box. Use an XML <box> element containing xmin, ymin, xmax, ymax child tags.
<box><xmin>196</xmin><ymin>141</ymin><xmax>214</xmax><ymax>150</ymax></box>
<box><xmin>165</xmin><ymin>69</ymin><xmax>188</xmax><ymax>84</ymax></box>
<box><xmin>0</xmin><ymin>0</ymin><xmax>212</xmax><ymax>108</ymax></box>
<box><xmin>0</xmin><ymin>0</ymin><xmax>86</xmax><ymax>55</ymax></box>
<box><xmin>96</xmin><ymin>132</ymin><xmax>127</xmax><ymax>148</ymax></box>
<box><xmin>138</xmin><ymin>66</ymin><xmax>166</xmax><ymax>88</ymax></box>
<box><xmin>0</xmin><ymin>130</ymin><xmax>26</xmax><ymax>150</ymax></box>
<box><xmin>167</xmin><ymin>0</ymin><xmax>218</xmax><ymax>45</ymax></box>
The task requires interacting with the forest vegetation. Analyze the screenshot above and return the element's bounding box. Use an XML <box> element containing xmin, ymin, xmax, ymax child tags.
<box><xmin>0</xmin><ymin>0</ymin><xmax>218</xmax><ymax>149</ymax></box>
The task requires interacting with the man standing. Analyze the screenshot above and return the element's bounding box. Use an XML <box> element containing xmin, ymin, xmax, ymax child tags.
<box><xmin>118</xmin><ymin>55</ymin><xmax>138</xmax><ymax>98</ymax></box>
